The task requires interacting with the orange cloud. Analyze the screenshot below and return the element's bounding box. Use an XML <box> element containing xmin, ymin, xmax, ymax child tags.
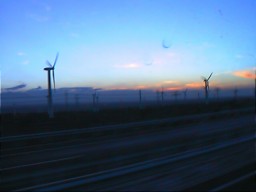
<box><xmin>165</xmin><ymin>87</ymin><xmax>183</xmax><ymax>91</ymax></box>
<box><xmin>162</xmin><ymin>80</ymin><xmax>178</xmax><ymax>84</ymax></box>
<box><xmin>233</xmin><ymin>70</ymin><xmax>255</xmax><ymax>79</ymax></box>
<box><xmin>135</xmin><ymin>85</ymin><xmax>148</xmax><ymax>89</ymax></box>
<box><xmin>185</xmin><ymin>82</ymin><xmax>203</xmax><ymax>89</ymax></box>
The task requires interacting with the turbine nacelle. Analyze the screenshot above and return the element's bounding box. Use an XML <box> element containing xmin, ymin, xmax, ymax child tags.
<box><xmin>44</xmin><ymin>67</ymin><xmax>53</xmax><ymax>71</ymax></box>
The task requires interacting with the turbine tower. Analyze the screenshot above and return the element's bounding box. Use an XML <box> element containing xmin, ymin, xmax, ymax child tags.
<box><xmin>173</xmin><ymin>91</ymin><xmax>180</xmax><ymax>101</ymax></box>
<box><xmin>202</xmin><ymin>72</ymin><xmax>213</xmax><ymax>104</ymax></box>
<box><xmin>183</xmin><ymin>89</ymin><xmax>188</xmax><ymax>100</ymax></box>
<box><xmin>44</xmin><ymin>52</ymin><xmax>59</xmax><ymax>118</ymax></box>
<box><xmin>215</xmin><ymin>87</ymin><xmax>220</xmax><ymax>99</ymax></box>
<box><xmin>161</xmin><ymin>87</ymin><xmax>164</xmax><ymax>103</ymax></box>
<box><xmin>233</xmin><ymin>87</ymin><xmax>238</xmax><ymax>100</ymax></box>
<box><xmin>139</xmin><ymin>89</ymin><xmax>142</xmax><ymax>109</ymax></box>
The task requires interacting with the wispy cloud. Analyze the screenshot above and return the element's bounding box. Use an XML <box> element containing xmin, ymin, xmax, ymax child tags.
<box><xmin>70</xmin><ymin>33</ymin><xmax>79</xmax><ymax>38</ymax></box>
<box><xmin>233</xmin><ymin>69</ymin><xmax>255</xmax><ymax>79</ymax></box>
<box><xmin>17</xmin><ymin>51</ymin><xmax>25</xmax><ymax>56</ymax></box>
<box><xmin>22</xmin><ymin>60</ymin><xmax>30</xmax><ymax>65</ymax></box>
<box><xmin>115</xmin><ymin>63</ymin><xmax>140</xmax><ymax>69</ymax></box>
<box><xmin>152</xmin><ymin>51</ymin><xmax>181</xmax><ymax>66</ymax></box>
<box><xmin>27</xmin><ymin>13</ymin><xmax>49</xmax><ymax>22</ymax></box>
<box><xmin>235</xmin><ymin>54</ymin><xmax>244</xmax><ymax>59</ymax></box>
<box><xmin>5</xmin><ymin>83</ymin><xmax>27</xmax><ymax>91</ymax></box>
<box><xmin>45</xmin><ymin>5</ymin><xmax>51</xmax><ymax>12</ymax></box>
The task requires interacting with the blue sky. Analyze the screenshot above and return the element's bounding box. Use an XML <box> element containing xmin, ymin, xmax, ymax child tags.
<box><xmin>1</xmin><ymin>0</ymin><xmax>255</xmax><ymax>92</ymax></box>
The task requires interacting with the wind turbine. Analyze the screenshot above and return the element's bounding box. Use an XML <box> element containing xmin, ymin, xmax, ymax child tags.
<box><xmin>161</xmin><ymin>87</ymin><xmax>164</xmax><ymax>103</ymax></box>
<box><xmin>172</xmin><ymin>91</ymin><xmax>180</xmax><ymax>101</ymax></box>
<box><xmin>92</xmin><ymin>88</ymin><xmax>100</xmax><ymax>112</ymax></box>
<box><xmin>139</xmin><ymin>89</ymin><xmax>142</xmax><ymax>109</ymax></box>
<box><xmin>233</xmin><ymin>87</ymin><xmax>238</xmax><ymax>100</ymax></box>
<box><xmin>215</xmin><ymin>87</ymin><xmax>220</xmax><ymax>99</ymax></box>
<box><xmin>201</xmin><ymin>72</ymin><xmax>213</xmax><ymax>104</ymax></box>
<box><xmin>183</xmin><ymin>89</ymin><xmax>188</xmax><ymax>100</ymax></box>
<box><xmin>44</xmin><ymin>52</ymin><xmax>59</xmax><ymax>118</ymax></box>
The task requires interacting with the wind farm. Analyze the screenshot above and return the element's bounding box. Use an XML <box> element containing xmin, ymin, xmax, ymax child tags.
<box><xmin>2</xmin><ymin>53</ymin><xmax>254</xmax><ymax>191</ymax></box>
<box><xmin>1</xmin><ymin>0</ymin><xmax>255</xmax><ymax>191</ymax></box>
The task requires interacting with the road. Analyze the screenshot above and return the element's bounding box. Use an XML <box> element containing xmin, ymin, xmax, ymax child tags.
<box><xmin>1</xmin><ymin>108</ymin><xmax>255</xmax><ymax>191</ymax></box>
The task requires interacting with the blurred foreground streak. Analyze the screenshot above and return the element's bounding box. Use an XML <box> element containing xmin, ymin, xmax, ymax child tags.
<box><xmin>1</xmin><ymin>107</ymin><xmax>255</xmax><ymax>191</ymax></box>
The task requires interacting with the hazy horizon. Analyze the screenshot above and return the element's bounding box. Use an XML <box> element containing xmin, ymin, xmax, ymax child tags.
<box><xmin>1</xmin><ymin>85</ymin><xmax>254</xmax><ymax>113</ymax></box>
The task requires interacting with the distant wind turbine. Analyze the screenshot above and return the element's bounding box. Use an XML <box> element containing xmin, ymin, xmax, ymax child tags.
<box><xmin>201</xmin><ymin>72</ymin><xmax>213</xmax><ymax>104</ymax></box>
<box><xmin>44</xmin><ymin>52</ymin><xmax>59</xmax><ymax>118</ymax></box>
<box><xmin>183</xmin><ymin>89</ymin><xmax>188</xmax><ymax>100</ymax></box>
<box><xmin>92</xmin><ymin>89</ymin><xmax>100</xmax><ymax>112</ymax></box>
<box><xmin>139</xmin><ymin>89</ymin><xmax>142</xmax><ymax>109</ymax></box>
<box><xmin>156</xmin><ymin>90</ymin><xmax>160</xmax><ymax>103</ymax></box>
<box><xmin>233</xmin><ymin>87</ymin><xmax>238</xmax><ymax>100</ymax></box>
<box><xmin>172</xmin><ymin>91</ymin><xmax>180</xmax><ymax>101</ymax></box>
<box><xmin>215</xmin><ymin>87</ymin><xmax>220</xmax><ymax>99</ymax></box>
<box><xmin>161</xmin><ymin>87</ymin><xmax>164</xmax><ymax>103</ymax></box>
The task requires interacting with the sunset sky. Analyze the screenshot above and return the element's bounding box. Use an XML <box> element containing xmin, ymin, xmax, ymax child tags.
<box><xmin>1</xmin><ymin>0</ymin><xmax>255</xmax><ymax>92</ymax></box>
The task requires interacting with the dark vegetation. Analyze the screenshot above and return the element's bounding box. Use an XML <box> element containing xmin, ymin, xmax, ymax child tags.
<box><xmin>1</xmin><ymin>98</ymin><xmax>254</xmax><ymax>136</ymax></box>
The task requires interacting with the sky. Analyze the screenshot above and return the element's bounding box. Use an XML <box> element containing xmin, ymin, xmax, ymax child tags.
<box><xmin>1</xmin><ymin>0</ymin><xmax>256</xmax><ymax>93</ymax></box>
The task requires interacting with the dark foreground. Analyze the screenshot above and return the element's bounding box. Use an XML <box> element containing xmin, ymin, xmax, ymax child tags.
<box><xmin>1</xmin><ymin>98</ymin><xmax>255</xmax><ymax>191</ymax></box>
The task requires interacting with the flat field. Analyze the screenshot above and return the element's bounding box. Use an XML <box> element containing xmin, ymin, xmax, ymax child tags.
<box><xmin>1</xmin><ymin>97</ymin><xmax>255</xmax><ymax>135</ymax></box>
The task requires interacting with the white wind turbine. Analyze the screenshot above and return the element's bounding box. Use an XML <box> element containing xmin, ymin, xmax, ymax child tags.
<box><xmin>44</xmin><ymin>52</ymin><xmax>59</xmax><ymax>118</ymax></box>
<box><xmin>201</xmin><ymin>72</ymin><xmax>213</xmax><ymax>104</ymax></box>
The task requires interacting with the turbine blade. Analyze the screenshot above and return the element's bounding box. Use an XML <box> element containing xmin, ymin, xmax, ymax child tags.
<box><xmin>201</xmin><ymin>76</ymin><xmax>206</xmax><ymax>80</ymax></box>
<box><xmin>46</xmin><ymin>60</ymin><xmax>52</xmax><ymax>67</ymax></box>
<box><xmin>207</xmin><ymin>72</ymin><xmax>213</xmax><ymax>80</ymax></box>
<box><xmin>53</xmin><ymin>52</ymin><xmax>59</xmax><ymax>68</ymax></box>
<box><xmin>52</xmin><ymin>69</ymin><xmax>56</xmax><ymax>90</ymax></box>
